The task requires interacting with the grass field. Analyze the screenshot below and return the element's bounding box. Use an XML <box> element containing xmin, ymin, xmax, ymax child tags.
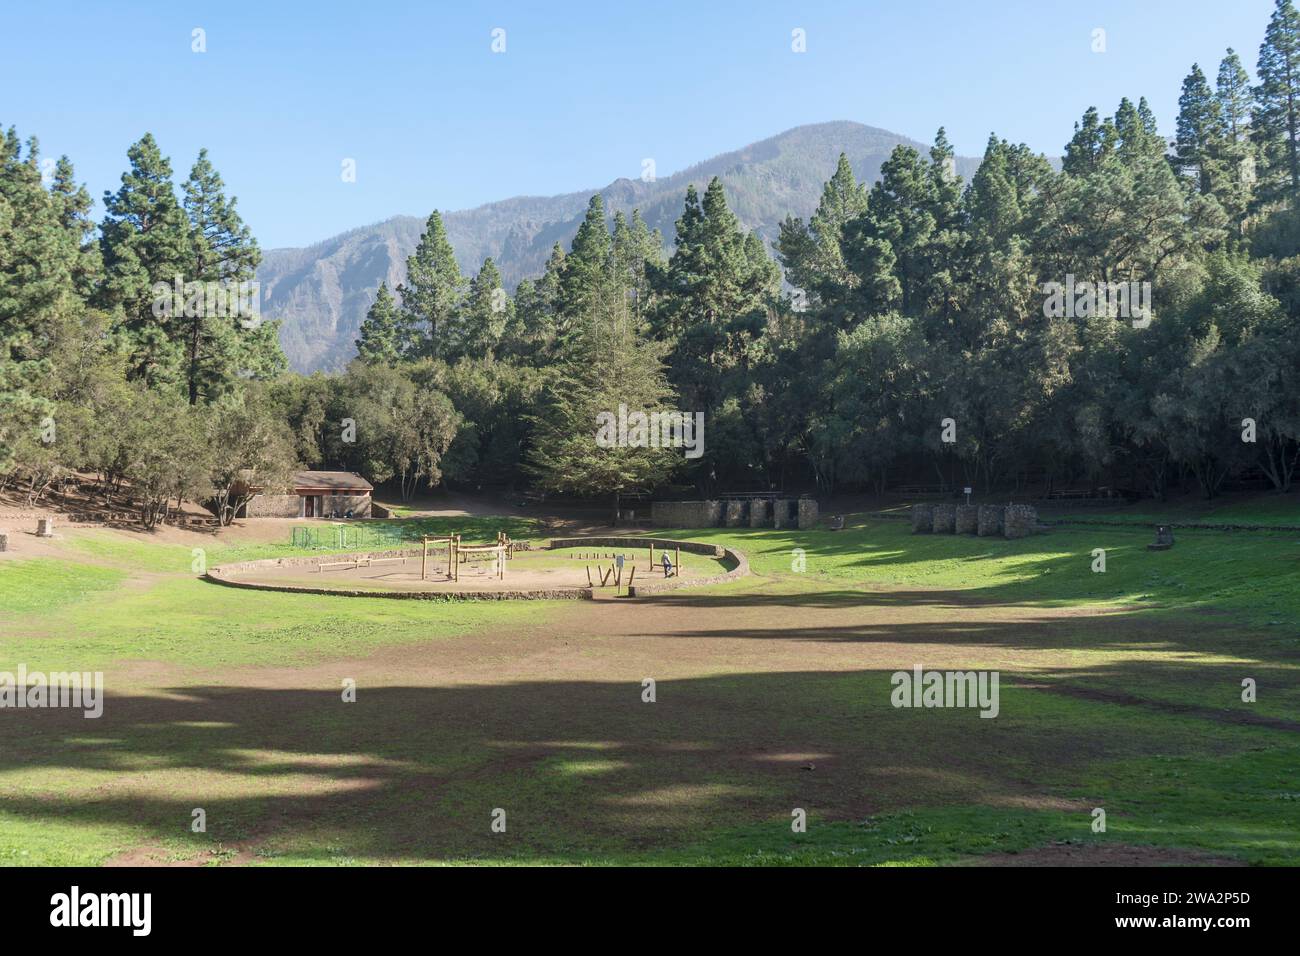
<box><xmin>0</xmin><ymin>508</ymin><xmax>1297</xmax><ymax>866</ymax></box>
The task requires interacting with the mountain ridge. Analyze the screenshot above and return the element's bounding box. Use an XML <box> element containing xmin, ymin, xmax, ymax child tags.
<box><xmin>258</xmin><ymin>121</ymin><xmax>988</xmax><ymax>372</ymax></box>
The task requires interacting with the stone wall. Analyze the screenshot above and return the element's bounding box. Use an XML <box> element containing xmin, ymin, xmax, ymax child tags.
<box><xmin>725</xmin><ymin>500</ymin><xmax>747</xmax><ymax>527</ymax></box>
<box><xmin>245</xmin><ymin>494</ymin><xmax>301</xmax><ymax>518</ymax></box>
<box><xmin>320</xmin><ymin>494</ymin><xmax>371</xmax><ymax>518</ymax></box>
<box><xmin>652</xmin><ymin>498</ymin><xmax>811</xmax><ymax>530</ymax></box>
<box><xmin>1004</xmin><ymin>504</ymin><xmax>1038</xmax><ymax>539</ymax></box>
<box><xmin>931</xmin><ymin>503</ymin><xmax>957</xmax><ymax>533</ymax></box>
<box><xmin>977</xmin><ymin>505</ymin><xmax>1004</xmax><ymax>537</ymax></box>
<box><xmin>955</xmin><ymin>504</ymin><xmax>979</xmax><ymax>534</ymax></box>
<box><xmin>911</xmin><ymin>504</ymin><xmax>935</xmax><ymax>533</ymax></box>
<box><xmin>650</xmin><ymin>500</ymin><xmax>721</xmax><ymax>528</ymax></box>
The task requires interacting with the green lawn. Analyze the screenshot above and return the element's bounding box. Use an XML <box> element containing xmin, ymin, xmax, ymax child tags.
<box><xmin>0</xmin><ymin>508</ymin><xmax>1297</xmax><ymax>866</ymax></box>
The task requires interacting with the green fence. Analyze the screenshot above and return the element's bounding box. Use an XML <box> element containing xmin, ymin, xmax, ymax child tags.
<box><xmin>291</xmin><ymin>524</ymin><xmax>410</xmax><ymax>551</ymax></box>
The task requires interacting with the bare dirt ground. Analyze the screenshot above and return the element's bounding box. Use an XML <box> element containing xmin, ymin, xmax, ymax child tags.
<box><xmin>232</xmin><ymin>548</ymin><xmax>717</xmax><ymax>594</ymax></box>
<box><xmin>7</xmin><ymin>498</ymin><xmax>1287</xmax><ymax>866</ymax></box>
<box><xmin>82</xmin><ymin>578</ymin><xmax>1271</xmax><ymax>867</ymax></box>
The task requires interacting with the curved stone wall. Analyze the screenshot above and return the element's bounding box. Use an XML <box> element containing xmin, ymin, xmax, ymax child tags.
<box><xmin>545</xmin><ymin>536</ymin><xmax>750</xmax><ymax>597</ymax></box>
<box><xmin>203</xmin><ymin>536</ymin><xmax>748</xmax><ymax>601</ymax></box>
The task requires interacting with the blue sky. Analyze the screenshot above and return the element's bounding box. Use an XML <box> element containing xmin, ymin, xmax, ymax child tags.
<box><xmin>0</xmin><ymin>0</ymin><xmax>1278</xmax><ymax>248</ymax></box>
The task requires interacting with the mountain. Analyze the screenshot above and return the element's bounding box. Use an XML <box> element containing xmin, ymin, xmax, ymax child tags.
<box><xmin>258</xmin><ymin>121</ymin><xmax>985</xmax><ymax>373</ymax></box>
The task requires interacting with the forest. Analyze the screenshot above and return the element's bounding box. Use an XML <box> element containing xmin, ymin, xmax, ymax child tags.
<box><xmin>4</xmin><ymin>1</ymin><xmax>1300</xmax><ymax>522</ymax></box>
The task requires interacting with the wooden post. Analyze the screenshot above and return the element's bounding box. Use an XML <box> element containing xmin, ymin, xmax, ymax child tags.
<box><xmin>421</xmin><ymin>537</ymin><xmax>428</xmax><ymax>581</ymax></box>
<box><xmin>627</xmin><ymin>565</ymin><xmax>635</xmax><ymax>594</ymax></box>
<box><xmin>586</xmin><ymin>565</ymin><xmax>593</xmax><ymax>587</ymax></box>
<box><xmin>649</xmin><ymin>541</ymin><xmax>654</xmax><ymax>570</ymax></box>
<box><xmin>674</xmin><ymin>547</ymin><xmax>680</xmax><ymax>577</ymax></box>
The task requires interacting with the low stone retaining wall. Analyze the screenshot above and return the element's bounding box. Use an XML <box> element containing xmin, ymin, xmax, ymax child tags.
<box><xmin>955</xmin><ymin>504</ymin><xmax>979</xmax><ymax>534</ymax></box>
<box><xmin>651</xmin><ymin>499</ymin><xmax>818</xmax><ymax>530</ymax></box>
<box><xmin>205</xmin><ymin>547</ymin><xmax>593</xmax><ymax>601</ymax></box>
<box><xmin>912</xmin><ymin>502</ymin><xmax>1039</xmax><ymax>538</ymax></box>
<box><xmin>977</xmin><ymin>505</ymin><xmax>1004</xmax><ymax>536</ymax></box>
<box><xmin>203</xmin><ymin>536</ymin><xmax>748</xmax><ymax>601</ymax></box>
<box><xmin>911</xmin><ymin>504</ymin><xmax>935</xmax><ymax>533</ymax></box>
<box><xmin>725</xmin><ymin>500</ymin><xmax>747</xmax><ymax>527</ymax></box>
<box><xmin>1004</xmin><ymin>504</ymin><xmax>1038</xmax><ymax>539</ymax></box>
<box><xmin>548</xmin><ymin>535</ymin><xmax>749</xmax><ymax>597</ymax></box>
<box><xmin>931</xmin><ymin>503</ymin><xmax>957</xmax><ymax>534</ymax></box>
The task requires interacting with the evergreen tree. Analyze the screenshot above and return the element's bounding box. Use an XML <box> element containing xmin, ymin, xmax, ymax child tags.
<box><xmin>355</xmin><ymin>282</ymin><xmax>404</xmax><ymax>363</ymax></box>
<box><xmin>454</xmin><ymin>257</ymin><xmax>510</xmax><ymax>360</ymax></box>
<box><xmin>777</xmin><ymin>152</ymin><xmax>868</xmax><ymax>308</ymax></box>
<box><xmin>559</xmin><ymin>194</ymin><xmax>613</xmax><ymax>324</ymax></box>
<box><xmin>99</xmin><ymin>133</ymin><xmax>192</xmax><ymax>389</ymax></box>
<box><xmin>181</xmin><ymin>148</ymin><xmax>273</xmax><ymax>403</ymax></box>
<box><xmin>1215</xmin><ymin>49</ymin><xmax>1257</xmax><ymax>232</ymax></box>
<box><xmin>398</xmin><ymin>210</ymin><xmax>464</xmax><ymax>359</ymax></box>
<box><xmin>1175</xmin><ymin>64</ymin><xmax>1223</xmax><ymax>193</ymax></box>
<box><xmin>506</xmin><ymin>242</ymin><xmax>565</xmax><ymax>361</ymax></box>
<box><xmin>1253</xmin><ymin>0</ymin><xmax>1300</xmax><ymax>205</ymax></box>
<box><xmin>1063</xmin><ymin>107</ymin><xmax>1117</xmax><ymax>175</ymax></box>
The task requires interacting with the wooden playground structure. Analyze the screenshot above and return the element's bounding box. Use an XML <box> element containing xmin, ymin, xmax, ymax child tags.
<box><xmin>571</xmin><ymin>541</ymin><xmax>680</xmax><ymax>592</ymax></box>
<box><xmin>221</xmin><ymin>533</ymin><xmax>728</xmax><ymax>599</ymax></box>
<box><xmin>420</xmin><ymin>531</ymin><xmax>514</xmax><ymax>582</ymax></box>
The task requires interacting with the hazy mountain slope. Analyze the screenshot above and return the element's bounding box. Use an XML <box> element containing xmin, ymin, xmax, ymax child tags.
<box><xmin>259</xmin><ymin>121</ymin><xmax>985</xmax><ymax>372</ymax></box>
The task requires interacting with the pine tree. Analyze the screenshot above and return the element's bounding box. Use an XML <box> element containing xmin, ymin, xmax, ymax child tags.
<box><xmin>559</xmin><ymin>194</ymin><xmax>613</xmax><ymax>323</ymax></box>
<box><xmin>355</xmin><ymin>282</ymin><xmax>404</xmax><ymax>363</ymax></box>
<box><xmin>1115</xmin><ymin>97</ymin><xmax>1167</xmax><ymax>165</ymax></box>
<box><xmin>508</xmin><ymin>242</ymin><xmax>565</xmax><ymax>360</ymax></box>
<box><xmin>454</xmin><ymin>257</ymin><xmax>510</xmax><ymax>360</ymax></box>
<box><xmin>1254</xmin><ymin>0</ymin><xmax>1300</xmax><ymax>205</ymax></box>
<box><xmin>1218</xmin><ymin>49</ymin><xmax>1253</xmax><ymax>141</ymax></box>
<box><xmin>181</xmin><ymin>148</ymin><xmax>272</xmax><ymax>403</ymax></box>
<box><xmin>1175</xmin><ymin>64</ymin><xmax>1223</xmax><ymax>193</ymax></box>
<box><xmin>398</xmin><ymin>210</ymin><xmax>464</xmax><ymax>359</ymax></box>
<box><xmin>528</xmin><ymin>262</ymin><xmax>678</xmax><ymax>522</ymax></box>
<box><xmin>48</xmin><ymin>155</ymin><xmax>101</xmax><ymax>300</ymax></box>
<box><xmin>99</xmin><ymin>133</ymin><xmax>192</xmax><ymax>389</ymax></box>
<box><xmin>1216</xmin><ymin>49</ymin><xmax>1257</xmax><ymax>234</ymax></box>
<box><xmin>1063</xmin><ymin>107</ymin><xmax>1117</xmax><ymax>175</ymax></box>
<box><xmin>777</xmin><ymin>152</ymin><xmax>868</xmax><ymax>307</ymax></box>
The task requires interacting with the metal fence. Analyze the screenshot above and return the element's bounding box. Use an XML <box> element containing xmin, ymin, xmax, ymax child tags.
<box><xmin>291</xmin><ymin>524</ymin><xmax>410</xmax><ymax>551</ymax></box>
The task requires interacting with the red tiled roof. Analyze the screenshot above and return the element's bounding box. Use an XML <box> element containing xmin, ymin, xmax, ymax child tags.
<box><xmin>292</xmin><ymin>471</ymin><xmax>373</xmax><ymax>492</ymax></box>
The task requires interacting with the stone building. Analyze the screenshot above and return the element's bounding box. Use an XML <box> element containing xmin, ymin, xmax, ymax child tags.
<box><xmin>240</xmin><ymin>471</ymin><xmax>374</xmax><ymax>519</ymax></box>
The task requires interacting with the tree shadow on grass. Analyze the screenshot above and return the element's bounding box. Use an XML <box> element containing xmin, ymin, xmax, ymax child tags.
<box><xmin>0</xmin><ymin>665</ymin><xmax>1295</xmax><ymax>865</ymax></box>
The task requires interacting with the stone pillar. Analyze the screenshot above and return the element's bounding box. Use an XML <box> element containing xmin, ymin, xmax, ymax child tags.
<box><xmin>977</xmin><ymin>505</ymin><xmax>1004</xmax><ymax>537</ymax></box>
<box><xmin>36</xmin><ymin>518</ymin><xmax>54</xmax><ymax>538</ymax></box>
<box><xmin>0</xmin><ymin>532</ymin><xmax>8</xmax><ymax>552</ymax></box>
<box><xmin>749</xmin><ymin>500</ymin><xmax>770</xmax><ymax>527</ymax></box>
<box><xmin>704</xmin><ymin>500</ymin><xmax>724</xmax><ymax>527</ymax></box>
<box><xmin>931</xmin><ymin>504</ymin><xmax>957</xmax><ymax>533</ymax></box>
<box><xmin>1003</xmin><ymin>504</ymin><xmax>1038</xmax><ymax>539</ymax></box>
<box><xmin>911</xmin><ymin>504</ymin><xmax>935</xmax><ymax>533</ymax></box>
<box><xmin>955</xmin><ymin>505</ymin><xmax>979</xmax><ymax>534</ymax></box>
<box><xmin>797</xmin><ymin>499</ymin><xmax>819</xmax><ymax>530</ymax></box>
<box><xmin>773</xmin><ymin>500</ymin><xmax>797</xmax><ymax>529</ymax></box>
<box><xmin>725</xmin><ymin>500</ymin><xmax>747</xmax><ymax>527</ymax></box>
